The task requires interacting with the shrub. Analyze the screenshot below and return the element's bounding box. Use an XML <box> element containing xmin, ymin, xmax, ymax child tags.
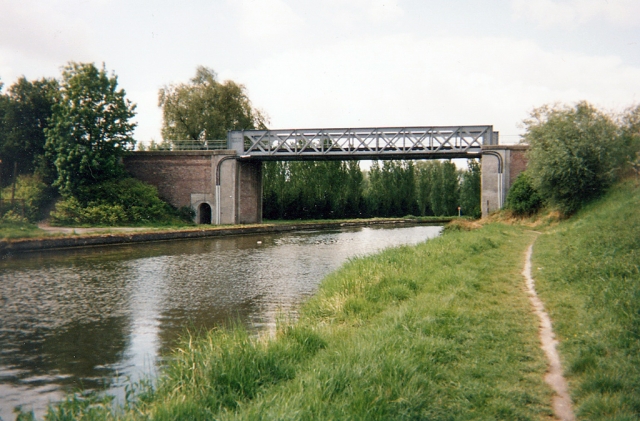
<box><xmin>50</xmin><ymin>178</ymin><xmax>191</xmax><ymax>225</ymax></box>
<box><xmin>505</xmin><ymin>171</ymin><xmax>543</xmax><ymax>216</ymax></box>
<box><xmin>523</xmin><ymin>102</ymin><xmax>631</xmax><ymax>215</ymax></box>
<box><xmin>0</xmin><ymin>175</ymin><xmax>53</xmax><ymax>222</ymax></box>
<box><xmin>0</xmin><ymin>209</ymin><xmax>28</xmax><ymax>223</ymax></box>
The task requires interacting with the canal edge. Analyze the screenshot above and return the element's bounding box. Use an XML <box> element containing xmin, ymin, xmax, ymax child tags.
<box><xmin>0</xmin><ymin>218</ymin><xmax>452</xmax><ymax>256</ymax></box>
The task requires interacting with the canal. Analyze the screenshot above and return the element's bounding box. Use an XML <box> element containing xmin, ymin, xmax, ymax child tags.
<box><xmin>0</xmin><ymin>224</ymin><xmax>441</xmax><ymax>419</ymax></box>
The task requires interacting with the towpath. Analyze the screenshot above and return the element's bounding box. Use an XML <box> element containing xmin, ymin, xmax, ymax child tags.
<box><xmin>524</xmin><ymin>238</ymin><xmax>575</xmax><ymax>421</ymax></box>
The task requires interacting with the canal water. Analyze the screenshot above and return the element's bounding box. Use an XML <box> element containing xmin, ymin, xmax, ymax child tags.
<box><xmin>0</xmin><ymin>224</ymin><xmax>441</xmax><ymax>419</ymax></box>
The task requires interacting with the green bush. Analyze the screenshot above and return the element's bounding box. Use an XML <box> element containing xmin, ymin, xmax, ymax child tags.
<box><xmin>50</xmin><ymin>178</ymin><xmax>191</xmax><ymax>225</ymax></box>
<box><xmin>523</xmin><ymin>102</ymin><xmax>632</xmax><ymax>215</ymax></box>
<box><xmin>505</xmin><ymin>171</ymin><xmax>543</xmax><ymax>216</ymax></box>
<box><xmin>0</xmin><ymin>175</ymin><xmax>53</xmax><ymax>222</ymax></box>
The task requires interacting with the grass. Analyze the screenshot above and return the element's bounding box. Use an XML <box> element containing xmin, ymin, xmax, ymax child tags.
<box><xmin>532</xmin><ymin>179</ymin><xmax>640</xmax><ymax>420</ymax></box>
<box><xmin>0</xmin><ymin>221</ymin><xmax>47</xmax><ymax>239</ymax></box>
<box><xmin>226</xmin><ymin>225</ymin><xmax>549</xmax><ymax>420</ymax></box>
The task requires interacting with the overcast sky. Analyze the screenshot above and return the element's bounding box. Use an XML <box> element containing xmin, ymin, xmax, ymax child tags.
<box><xmin>1</xmin><ymin>0</ymin><xmax>639</xmax><ymax>145</ymax></box>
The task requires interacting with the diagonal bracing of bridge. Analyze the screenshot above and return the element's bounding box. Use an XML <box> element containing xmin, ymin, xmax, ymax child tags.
<box><xmin>228</xmin><ymin>126</ymin><xmax>497</xmax><ymax>161</ymax></box>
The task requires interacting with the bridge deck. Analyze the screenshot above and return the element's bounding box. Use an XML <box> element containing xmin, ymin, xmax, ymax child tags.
<box><xmin>229</xmin><ymin>126</ymin><xmax>496</xmax><ymax>161</ymax></box>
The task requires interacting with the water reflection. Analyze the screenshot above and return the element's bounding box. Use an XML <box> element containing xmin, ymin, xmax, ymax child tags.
<box><xmin>0</xmin><ymin>225</ymin><xmax>441</xmax><ymax>419</ymax></box>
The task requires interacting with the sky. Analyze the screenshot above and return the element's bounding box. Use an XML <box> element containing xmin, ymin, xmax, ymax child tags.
<box><xmin>1</xmin><ymin>0</ymin><xmax>639</xmax><ymax>145</ymax></box>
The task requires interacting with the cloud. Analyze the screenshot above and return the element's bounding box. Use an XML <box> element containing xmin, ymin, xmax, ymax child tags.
<box><xmin>232</xmin><ymin>0</ymin><xmax>304</xmax><ymax>43</ymax></box>
<box><xmin>0</xmin><ymin>1</ymin><xmax>93</xmax><ymax>60</ymax></box>
<box><xmin>367</xmin><ymin>0</ymin><xmax>404</xmax><ymax>22</ymax></box>
<box><xmin>511</xmin><ymin>0</ymin><xmax>640</xmax><ymax>28</ymax></box>
<box><xmin>0</xmin><ymin>0</ymin><xmax>95</xmax><ymax>82</ymax></box>
<box><xmin>236</xmin><ymin>34</ymin><xmax>640</xmax><ymax>139</ymax></box>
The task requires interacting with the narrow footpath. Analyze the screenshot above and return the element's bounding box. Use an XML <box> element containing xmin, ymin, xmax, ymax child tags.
<box><xmin>523</xmin><ymin>239</ymin><xmax>575</xmax><ymax>421</ymax></box>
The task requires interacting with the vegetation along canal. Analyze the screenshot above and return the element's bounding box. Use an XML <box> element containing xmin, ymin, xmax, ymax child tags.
<box><xmin>0</xmin><ymin>224</ymin><xmax>441</xmax><ymax>418</ymax></box>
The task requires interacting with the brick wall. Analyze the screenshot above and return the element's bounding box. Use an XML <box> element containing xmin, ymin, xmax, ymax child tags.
<box><xmin>123</xmin><ymin>151</ymin><xmax>216</xmax><ymax>209</ymax></box>
<box><xmin>508</xmin><ymin>147</ymin><xmax>529</xmax><ymax>190</ymax></box>
<box><xmin>237</xmin><ymin>161</ymin><xmax>262</xmax><ymax>224</ymax></box>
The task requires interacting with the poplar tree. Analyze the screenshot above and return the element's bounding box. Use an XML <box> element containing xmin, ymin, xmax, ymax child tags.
<box><xmin>459</xmin><ymin>159</ymin><xmax>481</xmax><ymax>218</ymax></box>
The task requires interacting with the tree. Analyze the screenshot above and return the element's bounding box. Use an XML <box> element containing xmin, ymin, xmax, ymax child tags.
<box><xmin>459</xmin><ymin>159</ymin><xmax>481</xmax><ymax>218</ymax></box>
<box><xmin>344</xmin><ymin>161</ymin><xmax>365</xmax><ymax>217</ymax></box>
<box><xmin>365</xmin><ymin>160</ymin><xmax>418</xmax><ymax>217</ymax></box>
<box><xmin>523</xmin><ymin>102</ymin><xmax>625</xmax><ymax>215</ymax></box>
<box><xmin>429</xmin><ymin>160</ymin><xmax>459</xmax><ymax>216</ymax></box>
<box><xmin>45</xmin><ymin>62</ymin><xmax>137</xmax><ymax>201</ymax></box>
<box><xmin>159</xmin><ymin>66</ymin><xmax>266</xmax><ymax>143</ymax></box>
<box><xmin>0</xmin><ymin>77</ymin><xmax>58</xmax><ymax>183</ymax></box>
<box><xmin>619</xmin><ymin>104</ymin><xmax>640</xmax><ymax>175</ymax></box>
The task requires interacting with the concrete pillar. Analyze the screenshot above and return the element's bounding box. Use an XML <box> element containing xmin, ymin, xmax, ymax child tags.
<box><xmin>236</xmin><ymin>161</ymin><xmax>263</xmax><ymax>224</ymax></box>
<box><xmin>481</xmin><ymin>145</ymin><xmax>529</xmax><ymax>217</ymax></box>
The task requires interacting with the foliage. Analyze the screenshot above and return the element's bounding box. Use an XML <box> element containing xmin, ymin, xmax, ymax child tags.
<box><xmin>415</xmin><ymin>161</ymin><xmax>435</xmax><ymax>216</ymax></box>
<box><xmin>619</xmin><ymin>104</ymin><xmax>640</xmax><ymax>178</ymax></box>
<box><xmin>523</xmin><ymin>101</ymin><xmax>631</xmax><ymax>215</ymax></box>
<box><xmin>505</xmin><ymin>171</ymin><xmax>543</xmax><ymax>216</ymax></box>
<box><xmin>49</xmin><ymin>178</ymin><xmax>187</xmax><ymax>226</ymax></box>
<box><xmin>366</xmin><ymin>160</ymin><xmax>419</xmax><ymax>217</ymax></box>
<box><xmin>263</xmin><ymin>159</ymin><xmax>470</xmax><ymax>220</ymax></box>
<box><xmin>263</xmin><ymin>160</ymin><xmax>365</xmax><ymax>220</ymax></box>
<box><xmin>136</xmin><ymin>138</ymin><xmax>173</xmax><ymax>151</ymax></box>
<box><xmin>459</xmin><ymin>159</ymin><xmax>481</xmax><ymax>218</ymax></box>
<box><xmin>533</xmin><ymin>180</ymin><xmax>640</xmax><ymax>419</ymax></box>
<box><xmin>0</xmin><ymin>76</ymin><xmax>58</xmax><ymax>185</ymax></box>
<box><xmin>158</xmin><ymin>66</ymin><xmax>267</xmax><ymax>144</ymax></box>
<box><xmin>0</xmin><ymin>174</ymin><xmax>53</xmax><ymax>221</ymax></box>
<box><xmin>45</xmin><ymin>62</ymin><xmax>137</xmax><ymax>201</ymax></box>
<box><xmin>431</xmin><ymin>160</ymin><xmax>460</xmax><ymax>216</ymax></box>
<box><xmin>415</xmin><ymin>160</ymin><xmax>461</xmax><ymax>217</ymax></box>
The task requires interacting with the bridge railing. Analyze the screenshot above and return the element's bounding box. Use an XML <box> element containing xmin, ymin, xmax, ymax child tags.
<box><xmin>229</xmin><ymin>126</ymin><xmax>496</xmax><ymax>160</ymax></box>
<box><xmin>138</xmin><ymin>139</ymin><xmax>228</xmax><ymax>151</ymax></box>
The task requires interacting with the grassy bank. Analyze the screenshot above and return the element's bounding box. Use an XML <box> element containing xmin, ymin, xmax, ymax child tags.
<box><xmin>42</xmin><ymin>221</ymin><xmax>552</xmax><ymax>420</ymax></box>
<box><xmin>0</xmin><ymin>221</ymin><xmax>46</xmax><ymax>239</ymax></box>
<box><xmin>37</xmin><ymin>181</ymin><xmax>639</xmax><ymax>420</ymax></box>
<box><xmin>532</xmin><ymin>180</ymin><xmax>640</xmax><ymax>420</ymax></box>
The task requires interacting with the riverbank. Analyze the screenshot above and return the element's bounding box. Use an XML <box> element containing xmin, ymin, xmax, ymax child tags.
<box><xmin>0</xmin><ymin>217</ymin><xmax>453</xmax><ymax>256</ymax></box>
<box><xmin>25</xmin><ymin>180</ymin><xmax>640</xmax><ymax>420</ymax></box>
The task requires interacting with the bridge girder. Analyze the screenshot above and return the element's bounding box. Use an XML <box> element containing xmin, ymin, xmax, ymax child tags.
<box><xmin>229</xmin><ymin>126</ymin><xmax>497</xmax><ymax>161</ymax></box>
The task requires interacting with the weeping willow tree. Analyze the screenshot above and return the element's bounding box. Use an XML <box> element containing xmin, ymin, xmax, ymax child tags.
<box><xmin>158</xmin><ymin>66</ymin><xmax>267</xmax><ymax>146</ymax></box>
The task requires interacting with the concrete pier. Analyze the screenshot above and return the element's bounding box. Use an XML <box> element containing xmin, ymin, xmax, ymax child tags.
<box><xmin>481</xmin><ymin>144</ymin><xmax>529</xmax><ymax>217</ymax></box>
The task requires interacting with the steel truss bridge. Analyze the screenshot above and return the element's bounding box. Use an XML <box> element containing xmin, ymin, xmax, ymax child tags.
<box><xmin>228</xmin><ymin>126</ymin><xmax>497</xmax><ymax>161</ymax></box>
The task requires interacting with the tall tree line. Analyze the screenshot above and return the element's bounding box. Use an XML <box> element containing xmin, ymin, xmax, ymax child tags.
<box><xmin>262</xmin><ymin>159</ymin><xmax>482</xmax><ymax>220</ymax></box>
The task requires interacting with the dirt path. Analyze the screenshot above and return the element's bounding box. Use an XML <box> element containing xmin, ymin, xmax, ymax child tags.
<box><xmin>523</xmin><ymin>241</ymin><xmax>575</xmax><ymax>421</ymax></box>
<box><xmin>37</xmin><ymin>222</ymin><xmax>150</xmax><ymax>235</ymax></box>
